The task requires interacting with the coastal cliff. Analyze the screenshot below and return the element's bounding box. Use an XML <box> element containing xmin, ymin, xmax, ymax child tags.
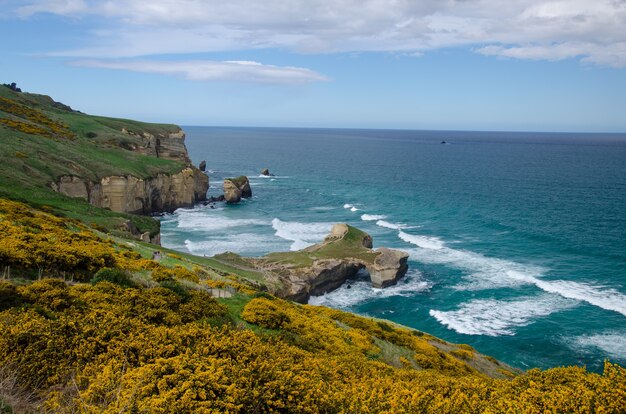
<box><xmin>53</xmin><ymin>167</ymin><xmax>208</xmax><ymax>214</ymax></box>
<box><xmin>53</xmin><ymin>127</ymin><xmax>208</xmax><ymax>214</ymax></box>
<box><xmin>0</xmin><ymin>85</ymin><xmax>208</xmax><ymax>240</ymax></box>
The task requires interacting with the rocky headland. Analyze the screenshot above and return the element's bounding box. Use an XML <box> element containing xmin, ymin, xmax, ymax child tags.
<box><xmin>215</xmin><ymin>224</ymin><xmax>409</xmax><ymax>303</ymax></box>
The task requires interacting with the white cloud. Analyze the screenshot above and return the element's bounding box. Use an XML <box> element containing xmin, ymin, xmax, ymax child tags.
<box><xmin>16</xmin><ymin>0</ymin><xmax>87</xmax><ymax>17</ymax></box>
<box><xmin>70</xmin><ymin>59</ymin><xmax>330</xmax><ymax>84</ymax></box>
<box><xmin>11</xmin><ymin>0</ymin><xmax>626</xmax><ymax>67</ymax></box>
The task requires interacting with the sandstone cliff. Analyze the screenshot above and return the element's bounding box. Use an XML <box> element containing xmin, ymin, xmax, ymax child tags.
<box><xmin>223</xmin><ymin>176</ymin><xmax>252</xmax><ymax>203</ymax></box>
<box><xmin>53</xmin><ymin>167</ymin><xmax>208</xmax><ymax>215</ymax></box>
<box><xmin>121</xmin><ymin>128</ymin><xmax>191</xmax><ymax>163</ymax></box>
<box><xmin>52</xmin><ymin>127</ymin><xmax>209</xmax><ymax>215</ymax></box>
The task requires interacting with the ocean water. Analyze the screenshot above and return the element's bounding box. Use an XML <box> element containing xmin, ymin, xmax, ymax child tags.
<box><xmin>161</xmin><ymin>127</ymin><xmax>626</xmax><ymax>372</ymax></box>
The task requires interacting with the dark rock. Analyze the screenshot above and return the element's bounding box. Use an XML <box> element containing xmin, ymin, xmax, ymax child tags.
<box><xmin>199</xmin><ymin>160</ymin><xmax>206</xmax><ymax>172</ymax></box>
<box><xmin>261</xmin><ymin>168</ymin><xmax>270</xmax><ymax>176</ymax></box>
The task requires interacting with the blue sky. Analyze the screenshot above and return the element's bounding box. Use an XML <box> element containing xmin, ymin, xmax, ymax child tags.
<box><xmin>1</xmin><ymin>0</ymin><xmax>626</xmax><ymax>132</ymax></box>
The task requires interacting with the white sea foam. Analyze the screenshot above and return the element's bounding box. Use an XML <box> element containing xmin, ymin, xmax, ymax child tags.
<box><xmin>376</xmin><ymin>220</ymin><xmax>404</xmax><ymax>230</ymax></box>
<box><xmin>361</xmin><ymin>214</ymin><xmax>387</xmax><ymax>221</ymax></box>
<box><xmin>521</xmin><ymin>277</ymin><xmax>626</xmax><ymax>317</ymax></box>
<box><xmin>271</xmin><ymin>218</ymin><xmax>333</xmax><ymax>251</ymax></box>
<box><xmin>404</xmin><ymin>234</ymin><xmax>626</xmax><ymax>317</ymax></box>
<box><xmin>430</xmin><ymin>294</ymin><xmax>577</xmax><ymax>336</ymax></box>
<box><xmin>343</xmin><ymin>203</ymin><xmax>353</xmax><ymax>209</ymax></box>
<box><xmin>350</xmin><ymin>206</ymin><xmax>359</xmax><ymax>212</ymax></box>
<box><xmin>311</xmin><ymin>206</ymin><xmax>336</xmax><ymax>211</ymax></box>
<box><xmin>564</xmin><ymin>331</ymin><xmax>626</xmax><ymax>361</ymax></box>
<box><xmin>176</xmin><ymin>211</ymin><xmax>269</xmax><ymax>232</ymax></box>
<box><xmin>184</xmin><ymin>233</ymin><xmax>273</xmax><ymax>256</ymax></box>
<box><xmin>308</xmin><ymin>270</ymin><xmax>431</xmax><ymax>308</ymax></box>
<box><xmin>258</xmin><ymin>175</ymin><xmax>288</xmax><ymax>178</ymax></box>
<box><xmin>399</xmin><ymin>231</ymin><xmax>445</xmax><ymax>250</ymax></box>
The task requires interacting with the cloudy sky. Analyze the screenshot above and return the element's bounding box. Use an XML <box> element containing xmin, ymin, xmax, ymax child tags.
<box><xmin>2</xmin><ymin>0</ymin><xmax>626</xmax><ymax>131</ymax></box>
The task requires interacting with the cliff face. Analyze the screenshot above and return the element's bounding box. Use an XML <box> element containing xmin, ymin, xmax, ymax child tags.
<box><xmin>52</xmin><ymin>128</ymin><xmax>209</xmax><ymax>214</ymax></box>
<box><xmin>54</xmin><ymin>167</ymin><xmax>208</xmax><ymax>214</ymax></box>
<box><xmin>121</xmin><ymin>128</ymin><xmax>191</xmax><ymax>163</ymax></box>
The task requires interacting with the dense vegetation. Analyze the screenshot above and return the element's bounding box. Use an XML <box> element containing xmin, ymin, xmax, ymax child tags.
<box><xmin>0</xmin><ymin>84</ymin><xmax>184</xmax><ymax>235</ymax></box>
<box><xmin>1</xmin><ymin>198</ymin><xmax>625</xmax><ymax>413</ymax></box>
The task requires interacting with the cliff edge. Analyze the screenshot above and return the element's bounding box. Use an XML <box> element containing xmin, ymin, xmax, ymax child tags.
<box><xmin>0</xmin><ymin>84</ymin><xmax>208</xmax><ymax>240</ymax></box>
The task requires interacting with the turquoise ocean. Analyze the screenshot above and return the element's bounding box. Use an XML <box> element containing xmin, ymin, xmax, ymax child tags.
<box><xmin>160</xmin><ymin>127</ymin><xmax>626</xmax><ymax>372</ymax></box>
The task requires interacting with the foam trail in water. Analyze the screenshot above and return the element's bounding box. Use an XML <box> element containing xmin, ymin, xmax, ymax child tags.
<box><xmin>350</xmin><ymin>207</ymin><xmax>359</xmax><ymax>212</ymax></box>
<box><xmin>517</xmin><ymin>276</ymin><xmax>626</xmax><ymax>317</ymax></box>
<box><xmin>272</xmin><ymin>218</ymin><xmax>333</xmax><ymax>251</ymax></box>
<box><xmin>343</xmin><ymin>204</ymin><xmax>353</xmax><ymax>209</ymax></box>
<box><xmin>399</xmin><ymin>231</ymin><xmax>445</xmax><ymax>250</ymax></box>
<box><xmin>403</xmin><ymin>231</ymin><xmax>626</xmax><ymax>317</ymax></box>
<box><xmin>175</xmin><ymin>210</ymin><xmax>269</xmax><ymax>232</ymax></box>
<box><xmin>184</xmin><ymin>233</ymin><xmax>276</xmax><ymax>257</ymax></box>
<box><xmin>361</xmin><ymin>214</ymin><xmax>387</xmax><ymax>221</ymax></box>
<box><xmin>376</xmin><ymin>220</ymin><xmax>405</xmax><ymax>230</ymax></box>
<box><xmin>430</xmin><ymin>294</ymin><xmax>577</xmax><ymax>336</ymax></box>
<box><xmin>564</xmin><ymin>331</ymin><xmax>626</xmax><ymax>362</ymax></box>
<box><xmin>309</xmin><ymin>270</ymin><xmax>431</xmax><ymax>308</ymax></box>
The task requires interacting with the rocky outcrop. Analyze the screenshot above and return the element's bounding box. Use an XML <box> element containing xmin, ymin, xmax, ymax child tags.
<box><xmin>281</xmin><ymin>259</ymin><xmax>364</xmax><ymax>303</ymax></box>
<box><xmin>236</xmin><ymin>223</ymin><xmax>409</xmax><ymax>303</ymax></box>
<box><xmin>261</xmin><ymin>168</ymin><xmax>270</xmax><ymax>176</ymax></box>
<box><xmin>199</xmin><ymin>160</ymin><xmax>207</xmax><ymax>172</ymax></box>
<box><xmin>53</xmin><ymin>167</ymin><xmax>208</xmax><ymax>214</ymax></box>
<box><xmin>223</xmin><ymin>176</ymin><xmax>252</xmax><ymax>203</ymax></box>
<box><xmin>122</xmin><ymin>127</ymin><xmax>190</xmax><ymax>163</ymax></box>
<box><xmin>369</xmin><ymin>248</ymin><xmax>409</xmax><ymax>288</ymax></box>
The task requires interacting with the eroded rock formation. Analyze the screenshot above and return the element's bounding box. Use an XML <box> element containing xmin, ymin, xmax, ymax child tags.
<box><xmin>223</xmin><ymin>176</ymin><xmax>252</xmax><ymax>203</ymax></box>
<box><xmin>218</xmin><ymin>224</ymin><xmax>409</xmax><ymax>303</ymax></box>
<box><xmin>53</xmin><ymin>167</ymin><xmax>208</xmax><ymax>214</ymax></box>
<box><xmin>52</xmin><ymin>127</ymin><xmax>209</xmax><ymax>214</ymax></box>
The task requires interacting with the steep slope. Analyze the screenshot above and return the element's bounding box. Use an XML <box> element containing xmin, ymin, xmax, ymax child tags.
<box><xmin>0</xmin><ymin>84</ymin><xmax>207</xmax><ymax>239</ymax></box>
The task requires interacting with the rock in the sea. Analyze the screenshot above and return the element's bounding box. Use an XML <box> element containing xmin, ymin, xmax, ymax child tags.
<box><xmin>223</xmin><ymin>176</ymin><xmax>251</xmax><ymax>203</ymax></box>
<box><xmin>252</xmin><ymin>223</ymin><xmax>409</xmax><ymax>302</ymax></box>
<box><xmin>199</xmin><ymin>160</ymin><xmax>206</xmax><ymax>172</ymax></box>
<box><xmin>368</xmin><ymin>247</ymin><xmax>409</xmax><ymax>288</ymax></box>
<box><xmin>261</xmin><ymin>168</ymin><xmax>270</xmax><ymax>176</ymax></box>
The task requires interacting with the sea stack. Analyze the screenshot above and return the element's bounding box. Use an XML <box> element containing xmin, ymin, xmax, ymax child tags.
<box><xmin>261</xmin><ymin>168</ymin><xmax>271</xmax><ymax>176</ymax></box>
<box><xmin>223</xmin><ymin>176</ymin><xmax>252</xmax><ymax>203</ymax></box>
<box><xmin>199</xmin><ymin>160</ymin><xmax>206</xmax><ymax>172</ymax></box>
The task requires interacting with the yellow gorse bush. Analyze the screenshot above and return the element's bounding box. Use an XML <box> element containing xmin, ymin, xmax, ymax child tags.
<box><xmin>0</xmin><ymin>96</ymin><xmax>75</xmax><ymax>139</ymax></box>
<box><xmin>0</xmin><ymin>280</ymin><xmax>624</xmax><ymax>413</ymax></box>
<box><xmin>0</xmin><ymin>198</ymin><xmax>624</xmax><ymax>413</ymax></box>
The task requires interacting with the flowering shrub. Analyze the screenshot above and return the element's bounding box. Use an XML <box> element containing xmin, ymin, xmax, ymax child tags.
<box><xmin>0</xmin><ymin>97</ymin><xmax>75</xmax><ymax>139</ymax></box>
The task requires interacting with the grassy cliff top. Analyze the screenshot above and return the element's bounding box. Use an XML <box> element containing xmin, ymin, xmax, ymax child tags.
<box><xmin>224</xmin><ymin>175</ymin><xmax>250</xmax><ymax>187</ymax></box>
<box><xmin>262</xmin><ymin>224</ymin><xmax>378</xmax><ymax>268</ymax></box>
<box><xmin>0</xmin><ymin>84</ymin><xmax>187</xmax><ymax>233</ymax></box>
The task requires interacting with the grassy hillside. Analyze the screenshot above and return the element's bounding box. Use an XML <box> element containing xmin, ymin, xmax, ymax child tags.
<box><xmin>0</xmin><ymin>85</ymin><xmax>185</xmax><ymax>234</ymax></box>
<box><xmin>1</xmin><ymin>197</ymin><xmax>625</xmax><ymax>413</ymax></box>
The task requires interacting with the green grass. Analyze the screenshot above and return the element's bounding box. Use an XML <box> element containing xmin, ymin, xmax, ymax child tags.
<box><xmin>0</xmin><ymin>85</ymin><xmax>188</xmax><ymax>235</ymax></box>
<box><xmin>263</xmin><ymin>225</ymin><xmax>379</xmax><ymax>269</ymax></box>
<box><xmin>224</xmin><ymin>176</ymin><xmax>249</xmax><ymax>187</ymax></box>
